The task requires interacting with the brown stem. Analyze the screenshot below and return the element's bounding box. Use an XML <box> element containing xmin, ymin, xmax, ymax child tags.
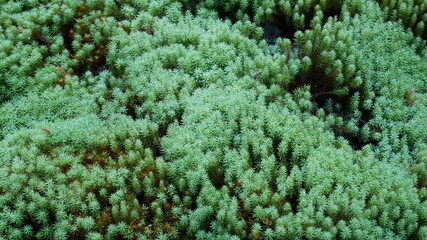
<box><xmin>253</xmin><ymin>71</ymin><xmax>262</xmax><ymax>96</ymax></box>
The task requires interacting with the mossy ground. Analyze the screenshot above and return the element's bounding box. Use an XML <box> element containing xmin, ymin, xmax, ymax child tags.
<box><xmin>0</xmin><ymin>0</ymin><xmax>427</xmax><ymax>239</ymax></box>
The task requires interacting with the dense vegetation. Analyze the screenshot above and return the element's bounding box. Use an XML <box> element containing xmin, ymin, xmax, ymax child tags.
<box><xmin>0</xmin><ymin>0</ymin><xmax>427</xmax><ymax>239</ymax></box>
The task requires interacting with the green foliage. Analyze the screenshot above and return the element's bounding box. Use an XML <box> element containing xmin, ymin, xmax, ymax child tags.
<box><xmin>342</xmin><ymin>1</ymin><xmax>427</xmax><ymax>156</ymax></box>
<box><xmin>196</xmin><ymin>0</ymin><xmax>344</xmax><ymax>28</ymax></box>
<box><xmin>0</xmin><ymin>0</ymin><xmax>427</xmax><ymax>239</ymax></box>
<box><xmin>376</xmin><ymin>0</ymin><xmax>427</xmax><ymax>39</ymax></box>
<box><xmin>0</xmin><ymin>82</ymin><xmax>99</xmax><ymax>139</ymax></box>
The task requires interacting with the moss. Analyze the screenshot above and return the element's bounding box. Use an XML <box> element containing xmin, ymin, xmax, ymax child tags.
<box><xmin>0</xmin><ymin>0</ymin><xmax>426</xmax><ymax>239</ymax></box>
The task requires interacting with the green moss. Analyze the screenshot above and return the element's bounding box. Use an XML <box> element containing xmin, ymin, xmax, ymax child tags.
<box><xmin>0</xmin><ymin>0</ymin><xmax>426</xmax><ymax>239</ymax></box>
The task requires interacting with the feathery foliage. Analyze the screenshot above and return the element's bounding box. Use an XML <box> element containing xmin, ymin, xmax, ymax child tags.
<box><xmin>0</xmin><ymin>0</ymin><xmax>426</xmax><ymax>239</ymax></box>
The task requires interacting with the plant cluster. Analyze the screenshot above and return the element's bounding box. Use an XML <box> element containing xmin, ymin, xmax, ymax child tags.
<box><xmin>0</xmin><ymin>0</ymin><xmax>426</xmax><ymax>239</ymax></box>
